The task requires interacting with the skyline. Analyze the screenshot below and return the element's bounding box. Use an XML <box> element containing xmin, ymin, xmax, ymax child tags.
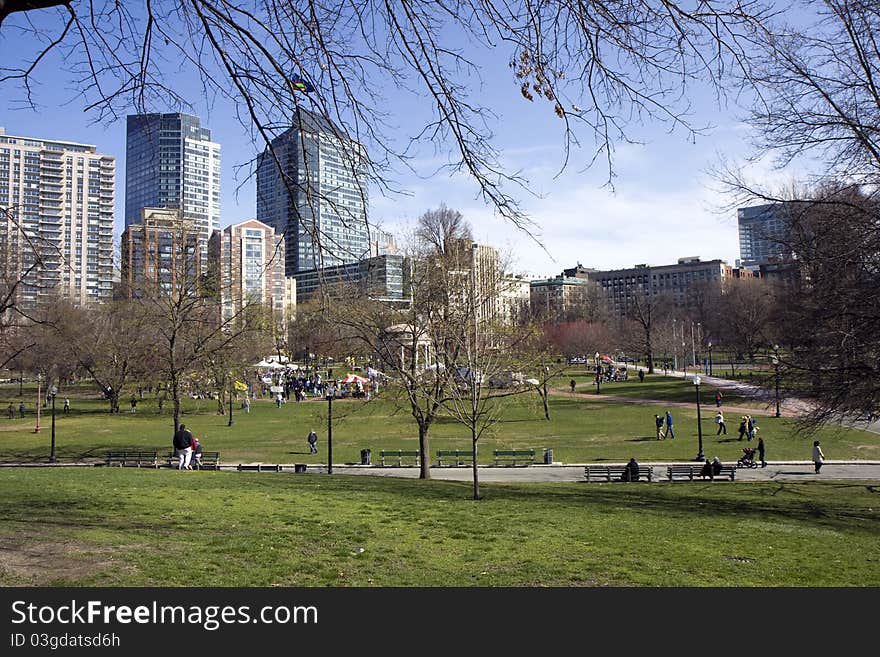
<box><xmin>1</xmin><ymin>111</ymin><xmax>775</xmax><ymax>278</ymax></box>
<box><xmin>0</xmin><ymin>9</ymin><xmax>805</xmax><ymax>280</ymax></box>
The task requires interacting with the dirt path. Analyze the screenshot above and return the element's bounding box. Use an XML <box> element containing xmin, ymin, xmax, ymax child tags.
<box><xmin>551</xmin><ymin>387</ymin><xmax>791</xmax><ymax>418</ymax></box>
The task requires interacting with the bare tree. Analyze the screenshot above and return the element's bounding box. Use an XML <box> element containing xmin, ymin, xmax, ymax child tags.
<box><xmin>714</xmin><ymin>277</ymin><xmax>778</xmax><ymax>362</ymax></box>
<box><xmin>1</xmin><ymin>1</ymin><xmax>775</xmax><ymax>242</ymax></box>
<box><xmin>769</xmin><ymin>185</ymin><xmax>880</xmax><ymax>426</ymax></box>
<box><xmin>61</xmin><ymin>300</ymin><xmax>154</xmax><ymax>413</ymax></box>
<box><xmin>623</xmin><ymin>288</ymin><xmax>672</xmax><ymax>374</ymax></box>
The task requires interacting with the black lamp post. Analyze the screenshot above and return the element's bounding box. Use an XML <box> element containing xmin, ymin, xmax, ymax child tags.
<box><xmin>707</xmin><ymin>341</ymin><xmax>713</xmax><ymax>376</ymax></box>
<box><xmin>772</xmin><ymin>345</ymin><xmax>781</xmax><ymax>418</ymax></box>
<box><xmin>49</xmin><ymin>385</ymin><xmax>57</xmax><ymax>463</ymax></box>
<box><xmin>694</xmin><ymin>375</ymin><xmax>704</xmax><ymax>461</ymax></box>
<box><xmin>594</xmin><ymin>351</ymin><xmax>601</xmax><ymax>394</ymax></box>
<box><xmin>227</xmin><ymin>376</ymin><xmax>234</xmax><ymax>427</ymax></box>
<box><xmin>35</xmin><ymin>374</ymin><xmax>42</xmax><ymax>434</ymax></box>
<box><xmin>326</xmin><ymin>387</ymin><xmax>335</xmax><ymax>474</ymax></box>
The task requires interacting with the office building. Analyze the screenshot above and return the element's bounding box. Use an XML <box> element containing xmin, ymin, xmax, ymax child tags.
<box><xmin>586</xmin><ymin>257</ymin><xmax>754</xmax><ymax>316</ymax></box>
<box><xmin>125</xmin><ymin>113</ymin><xmax>220</xmax><ymax>267</ymax></box>
<box><xmin>295</xmin><ymin>254</ymin><xmax>408</xmax><ymax>305</ymax></box>
<box><xmin>529</xmin><ymin>275</ymin><xmax>595</xmax><ymax>321</ymax></box>
<box><xmin>256</xmin><ymin>109</ymin><xmax>369</xmax><ymax>278</ymax></box>
<box><xmin>0</xmin><ymin>127</ymin><xmax>115</xmax><ymax>308</ymax></box>
<box><xmin>738</xmin><ymin>203</ymin><xmax>792</xmax><ymax>269</ymax></box>
<box><xmin>207</xmin><ymin>219</ymin><xmax>292</xmax><ymax>324</ymax></box>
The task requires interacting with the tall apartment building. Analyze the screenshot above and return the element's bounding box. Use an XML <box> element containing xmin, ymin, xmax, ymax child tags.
<box><xmin>207</xmin><ymin>219</ymin><xmax>292</xmax><ymax>324</ymax></box>
<box><xmin>0</xmin><ymin>127</ymin><xmax>115</xmax><ymax>308</ymax></box>
<box><xmin>125</xmin><ymin>113</ymin><xmax>220</xmax><ymax>268</ymax></box>
<box><xmin>120</xmin><ymin>208</ymin><xmax>202</xmax><ymax>297</ymax></box>
<box><xmin>256</xmin><ymin>109</ymin><xmax>369</xmax><ymax>278</ymax></box>
<box><xmin>738</xmin><ymin>203</ymin><xmax>792</xmax><ymax>269</ymax></box>
<box><xmin>586</xmin><ymin>257</ymin><xmax>754</xmax><ymax>316</ymax></box>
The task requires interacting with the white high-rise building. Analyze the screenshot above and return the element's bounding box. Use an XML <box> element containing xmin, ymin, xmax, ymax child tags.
<box><xmin>0</xmin><ymin>127</ymin><xmax>115</xmax><ymax>308</ymax></box>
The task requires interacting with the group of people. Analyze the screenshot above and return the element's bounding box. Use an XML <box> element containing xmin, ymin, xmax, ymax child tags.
<box><xmin>7</xmin><ymin>398</ymin><xmax>70</xmax><ymax>419</ymax></box>
<box><xmin>654</xmin><ymin>410</ymin><xmax>675</xmax><ymax>440</ymax></box>
<box><xmin>172</xmin><ymin>423</ymin><xmax>203</xmax><ymax>470</ymax></box>
<box><xmin>738</xmin><ymin>415</ymin><xmax>759</xmax><ymax>441</ymax></box>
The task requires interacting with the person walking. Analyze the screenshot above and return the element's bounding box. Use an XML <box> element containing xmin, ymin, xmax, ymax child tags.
<box><xmin>638</xmin><ymin>369</ymin><xmax>645</xmax><ymax>383</ymax></box>
<box><xmin>18</xmin><ymin>401</ymin><xmax>25</xmax><ymax>418</ymax></box>
<box><xmin>812</xmin><ymin>440</ymin><xmax>825</xmax><ymax>474</ymax></box>
<box><xmin>569</xmin><ymin>379</ymin><xmax>576</xmax><ymax>393</ymax></box>
<box><xmin>654</xmin><ymin>414</ymin><xmax>664</xmax><ymax>440</ymax></box>
<box><xmin>173</xmin><ymin>424</ymin><xmax>194</xmax><ymax>471</ymax></box>
<box><xmin>243</xmin><ymin>396</ymin><xmax>250</xmax><ymax>414</ymax></box>
<box><xmin>63</xmin><ymin>398</ymin><xmax>70</xmax><ymax>414</ymax></box>
<box><xmin>7</xmin><ymin>403</ymin><xmax>14</xmax><ymax>419</ymax></box>
<box><xmin>738</xmin><ymin>415</ymin><xmax>748</xmax><ymax>441</ymax></box>
<box><xmin>715</xmin><ymin>390</ymin><xmax>723</xmax><ymax>407</ymax></box>
<box><xmin>757</xmin><ymin>436</ymin><xmax>767</xmax><ymax>468</ymax></box>
<box><xmin>664</xmin><ymin>410</ymin><xmax>675</xmax><ymax>439</ymax></box>
<box><xmin>715</xmin><ymin>410</ymin><xmax>727</xmax><ymax>435</ymax></box>
<box><xmin>307</xmin><ymin>430</ymin><xmax>318</xmax><ymax>454</ymax></box>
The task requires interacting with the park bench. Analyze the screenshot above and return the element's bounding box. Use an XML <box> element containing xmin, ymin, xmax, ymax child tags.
<box><xmin>584</xmin><ymin>464</ymin><xmax>654</xmax><ymax>482</ymax></box>
<box><xmin>166</xmin><ymin>451</ymin><xmax>221</xmax><ymax>470</ymax></box>
<box><xmin>667</xmin><ymin>464</ymin><xmax>736</xmax><ymax>482</ymax></box>
<box><xmin>379</xmin><ymin>450</ymin><xmax>421</xmax><ymax>466</ymax></box>
<box><xmin>236</xmin><ymin>463</ymin><xmax>282</xmax><ymax>472</ymax></box>
<box><xmin>105</xmin><ymin>450</ymin><xmax>159</xmax><ymax>468</ymax></box>
<box><xmin>493</xmin><ymin>448</ymin><xmax>535</xmax><ymax>466</ymax></box>
<box><xmin>437</xmin><ymin>449</ymin><xmax>474</xmax><ymax>467</ymax></box>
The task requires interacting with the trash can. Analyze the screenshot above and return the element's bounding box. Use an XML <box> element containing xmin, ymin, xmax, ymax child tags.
<box><xmin>294</xmin><ymin>463</ymin><xmax>307</xmax><ymax>473</ymax></box>
<box><xmin>543</xmin><ymin>448</ymin><xmax>554</xmax><ymax>464</ymax></box>
<box><xmin>360</xmin><ymin>449</ymin><xmax>372</xmax><ymax>466</ymax></box>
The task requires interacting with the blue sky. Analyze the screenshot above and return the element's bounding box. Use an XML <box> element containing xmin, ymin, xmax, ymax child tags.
<box><xmin>0</xmin><ymin>6</ymin><xmax>799</xmax><ymax>278</ymax></box>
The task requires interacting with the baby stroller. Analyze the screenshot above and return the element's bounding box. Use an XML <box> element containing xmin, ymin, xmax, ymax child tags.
<box><xmin>737</xmin><ymin>447</ymin><xmax>758</xmax><ymax>468</ymax></box>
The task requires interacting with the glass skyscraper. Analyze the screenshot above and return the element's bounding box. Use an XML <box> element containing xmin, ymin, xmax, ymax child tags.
<box><xmin>256</xmin><ymin>109</ymin><xmax>369</xmax><ymax>277</ymax></box>
<box><xmin>737</xmin><ymin>203</ymin><xmax>792</xmax><ymax>269</ymax></box>
<box><xmin>125</xmin><ymin>113</ymin><xmax>220</xmax><ymax>268</ymax></box>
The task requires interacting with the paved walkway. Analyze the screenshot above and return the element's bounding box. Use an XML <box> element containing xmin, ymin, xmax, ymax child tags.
<box><xmin>228</xmin><ymin>461</ymin><xmax>880</xmax><ymax>482</ymax></box>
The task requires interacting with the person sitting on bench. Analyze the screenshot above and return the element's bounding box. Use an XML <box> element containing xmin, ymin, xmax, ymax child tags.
<box><xmin>620</xmin><ymin>457</ymin><xmax>640</xmax><ymax>482</ymax></box>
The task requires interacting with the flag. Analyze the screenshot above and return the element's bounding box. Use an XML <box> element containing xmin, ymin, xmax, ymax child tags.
<box><xmin>234</xmin><ymin>380</ymin><xmax>249</xmax><ymax>392</ymax></box>
<box><xmin>290</xmin><ymin>74</ymin><xmax>315</xmax><ymax>93</ymax></box>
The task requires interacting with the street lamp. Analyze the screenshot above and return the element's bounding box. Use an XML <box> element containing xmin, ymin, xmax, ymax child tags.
<box><xmin>35</xmin><ymin>374</ymin><xmax>42</xmax><ymax>434</ymax></box>
<box><xmin>594</xmin><ymin>351</ymin><xmax>601</xmax><ymax>394</ymax></box>
<box><xmin>771</xmin><ymin>345</ymin><xmax>781</xmax><ymax>418</ymax></box>
<box><xmin>707</xmin><ymin>341</ymin><xmax>713</xmax><ymax>376</ymax></box>
<box><xmin>48</xmin><ymin>385</ymin><xmax>58</xmax><ymax>463</ymax></box>
<box><xmin>693</xmin><ymin>375</ymin><xmax>705</xmax><ymax>461</ymax></box>
<box><xmin>227</xmin><ymin>376</ymin><xmax>234</xmax><ymax>427</ymax></box>
<box><xmin>326</xmin><ymin>386</ymin><xmax>335</xmax><ymax>474</ymax></box>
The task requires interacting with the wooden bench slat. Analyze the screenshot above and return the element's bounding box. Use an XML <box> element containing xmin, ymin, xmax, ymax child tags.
<box><xmin>493</xmin><ymin>449</ymin><xmax>535</xmax><ymax>466</ymax></box>
<box><xmin>584</xmin><ymin>465</ymin><xmax>654</xmax><ymax>482</ymax></box>
<box><xmin>667</xmin><ymin>464</ymin><xmax>736</xmax><ymax>481</ymax></box>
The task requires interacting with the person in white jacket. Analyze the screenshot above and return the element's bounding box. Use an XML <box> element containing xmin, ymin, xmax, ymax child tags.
<box><xmin>812</xmin><ymin>440</ymin><xmax>825</xmax><ymax>474</ymax></box>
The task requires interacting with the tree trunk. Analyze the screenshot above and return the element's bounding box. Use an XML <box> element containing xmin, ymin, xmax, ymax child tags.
<box><xmin>418</xmin><ymin>423</ymin><xmax>431</xmax><ymax>480</ymax></box>
<box><xmin>471</xmin><ymin>433</ymin><xmax>480</xmax><ymax>500</ymax></box>
<box><xmin>172</xmin><ymin>378</ymin><xmax>181</xmax><ymax>436</ymax></box>
<box><xmin>540</xmin><ymin>383</ymin><xmax>551</xmax><ymax>420</ymax></box>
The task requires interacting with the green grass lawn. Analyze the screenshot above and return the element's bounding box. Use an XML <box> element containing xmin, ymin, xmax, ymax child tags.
<box><xmin>0</xmin><ymin>468</ymin><xmax>877</xmax><ymax>586</ymax></box>
<box><xmin>1</xmin><ymin>377</ymin><xmax>877</xmax><ymax>465</ymax></box>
